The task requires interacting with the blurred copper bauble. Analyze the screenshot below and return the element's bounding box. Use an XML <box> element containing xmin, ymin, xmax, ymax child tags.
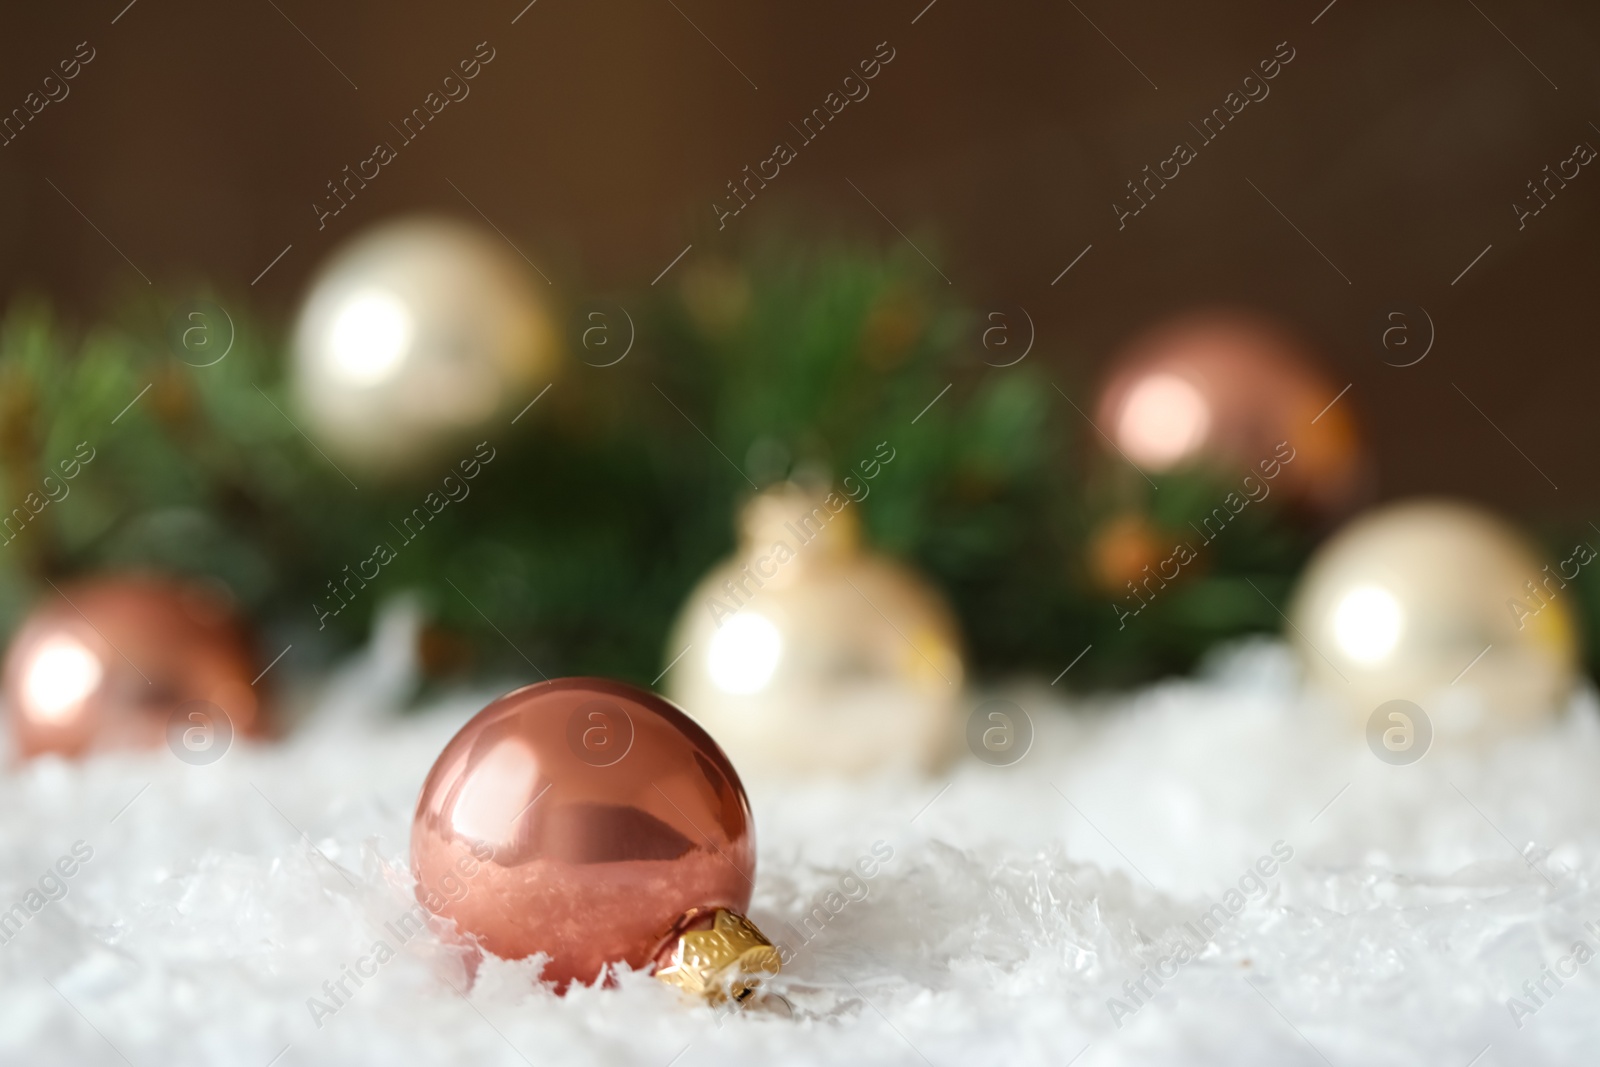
<box><xmin>665</xmin><ymin>483</ymin><xmax>965</xmax><ymax>778</ymax></box>
<box><xmin>1094</xmin><ymin>312</ymin><xmax>1363</xmax><ymax>515</ymax></box>
<box><xmin>4</xmin><ymin>576</ymin><xmax>263</xmax><ymax>760</ymax></box>
<box><xmin>291</xmin><ymin>216</ymin><xmax>557</xmax><ymax>473</ymax></box>
<box><xmin>1288</xmin><ymin>500</ymin><xmax>1580</xmax><ymax>733</ymax></box>
<box><xmin>1087</xmin><ymin>513</ymin><xmax>1168</xmax><ymax>593</ymax></box>
<box><xmin>410</xmin><ymin>677</ymin><xmax>779</xmax><ymax>999</ymax></box>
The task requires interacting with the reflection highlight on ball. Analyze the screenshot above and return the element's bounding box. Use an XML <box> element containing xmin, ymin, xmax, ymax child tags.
<box><xmin>1116</xmin><ymin>372</ymin><xmax>1211</xmax><ymax>468</ymax></box>
<box><xmin>22</xmin><ymin>637</ymin><xmax>103</xmax><ymax>723</ymax></box>
<box><xmin>328</xmin><ymin>289</ymin><xmax>413</xmax><ymax>386</ymax></box>
<box><xmin>1331</xmin><ymin>584</ymin><xmax>1403</xmax><ymax>665</ymax></box>
<box><xmin>707</xmin><ymin>613</ymin><xmax>783</xmax><ymax>695</ymax></box>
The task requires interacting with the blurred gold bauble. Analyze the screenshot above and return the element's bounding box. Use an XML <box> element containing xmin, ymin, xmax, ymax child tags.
<box><xmin>3</xmin><ymin>576</ymin><xmax>264</xmax><ymax>760</ymax></box>
<box><xmin>664</xmin><ymin>484</ymin><xmax>965</xmax><ymax>778</ymax></box>
<box><xmin>1094</xmin><ymin>311</ymin><xmax>1364</xmax><ymax>516</ymax></box>
<box><xmin>679</xmin><ymin>259</ymin><xmax>751</xmax><ymax>338</ymax></box>
<box><xmin>1087</xmin><ymin>513</ymin><xmax>1169</xmax><ymax>594</ymax></box>
<box><xmin>859</xmin><ymin>285</ymin><xmax>926</xmax><ymax>371</ymax></box>
<box><xmin>1288</xmin><ymin>500</ymin><xmax>1580</xmax><ymax>733</ymax></box>
<box><xmin>291</xmin><ymin>216</ymin><xmax>557</xmax><ymax>473</ymax></box>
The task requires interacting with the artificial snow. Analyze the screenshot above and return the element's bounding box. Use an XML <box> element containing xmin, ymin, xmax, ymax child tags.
<box><xmin>3</xmin><ymin>629</ymin><xmax>1599</xmax><ymax>1066</ymax></box>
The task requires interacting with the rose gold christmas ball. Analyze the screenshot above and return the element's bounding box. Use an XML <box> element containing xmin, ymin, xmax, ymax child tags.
<box><xmin>4</xmin><ymin>576</ymin><xmax>263</xmax><ymax>760</ymax></box>
<box><xmin>1094</xmin><ymin>312</ymin><xmax>1364</xmax><ymax>515</ymax></box>
<box><xmin>409</xmin><ymin>677</ymin><xmax>757</xmax><ymax>990</ymax></box>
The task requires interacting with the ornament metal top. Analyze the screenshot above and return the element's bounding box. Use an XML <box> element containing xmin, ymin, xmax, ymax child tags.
<box><xmin>410</xmin><ymin>677</ymin><xmax>780</xmax><ymax>1001</ymax></box>
<box><xmin>665</xmin><ymin>482</ymin><xmax>965</xmax><ymax>778</ymax></box>
<box><xmin>1288</xmin><ymin>499</ymin><xmax>1580</xmax><ymax>733</ymax></box>
<box><xmin>291</xmin><ymin>216</ymin><xmax>557</xmax><ymax>474</ymax></box>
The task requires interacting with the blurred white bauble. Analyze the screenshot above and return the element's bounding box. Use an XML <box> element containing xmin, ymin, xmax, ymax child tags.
<box><xmin>665</xmin><ymin>483</ymin><xmax>965</xmax><ymax>778</ymax></box>
<box><xmin>291</xmin><ymin>216</ymin><xmax>557</xmax><ymax>472</ymax></box>
<box><xmin>1288</xmin><ymin>499</ymin><xmax>1581</xmax><ymax>735</ymax></box>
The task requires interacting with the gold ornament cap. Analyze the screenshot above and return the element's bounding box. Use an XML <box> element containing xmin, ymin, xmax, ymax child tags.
<box><xmin>653</xmin><ymin>908</ymin><xmax>782</xmax><ymax>1003</ymax></box>
<box><xmin>739</xmin><ymin>482</ymin><xmax>861</xmax><ymax>564</ymax></box>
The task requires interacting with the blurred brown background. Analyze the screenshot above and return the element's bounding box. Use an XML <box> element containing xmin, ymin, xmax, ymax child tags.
<box><xmin>0</xmin><ymin>0</ymin><xmax>1595</xmax><ymax>518</ymax></box>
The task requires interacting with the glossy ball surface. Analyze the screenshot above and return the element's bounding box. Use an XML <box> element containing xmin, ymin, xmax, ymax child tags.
<box><xmin>291</xmin><ymin>216</ymin><xmax>556</xmax><ymax>473</ymax></box>
<box><xmin>1095</xmin><ymin>312</ymin><xmax>1364</xmax><ymax>515</ymax></box>
<box><xmin>665</xmin><ymin>484</ymin><xmax>965</xmax><ymax>778</ymax></box>
<box><xmin>4</xmin><ymin>576</ymin><xmax>262</xmax><ymax>760</ymax></box>
<box><xmin>1288</xmin><ymin>499</ymin><xmax>1580</xmax><ymax>732</ymax></box>
<box><xmin>409</xmin><ymin>678</ymin><xmax>755</xmax><ymax>989</ymax></box>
